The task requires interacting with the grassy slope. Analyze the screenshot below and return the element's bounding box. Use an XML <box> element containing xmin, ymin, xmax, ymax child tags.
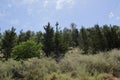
<box><xmin>0</xmin><ymin>48</ymin><xmax>120</xmax><ymax>80</ymax></box>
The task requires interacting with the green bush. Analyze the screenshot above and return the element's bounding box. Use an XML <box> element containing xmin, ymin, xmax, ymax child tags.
<box><xmin>12</xmin><ymin>40</ymin><xmax>42</xmax><ymax>60</ymax></box>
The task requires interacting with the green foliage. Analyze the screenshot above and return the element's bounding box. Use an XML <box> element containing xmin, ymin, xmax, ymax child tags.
<box><xmin>1</xmin><ymin>23</ymin><xmax>120</xmax><ymax>58</ymax></box>
<box><xmin>79</xmin><ymin>27</ymin><xmax>89</xmax><ymax>54</ymax></box>
<box><xmin>79</xmin><ymin>24</ymin><xmax>120</xmax><ymax>54</ymax></box>
<box><xmin>18</xmin><ymin>30</ymin><xmax>35</xmax><ymax>43</ymax></box>
<box><xmin>34</xmin><ymin>31</ymin><xmax>43</xmax><ymax>44</ymax></box>
<box><xmin>1</xmin><ymin>49</ymin><xmax>120</xmax><ymax>80</ymax></box>
<box><xmin>0</xmin><ymin>31</ymin><xmax>2</xmax><ymax>53</ymax></box>
<box><xmin>54</xmin><ymin>22</ymin><xmax>68</xmax><ymax>58</ymax></box>
<box><xmin>12</xmin><ymin>40</ymin><xmax>42</xmax><ymax>60</ymax></box>
<box><xmin>63</xmin><ymin>28</ymin><xmax>71</xmax><ymax>47</ymax></box>
<box><xmin>71</xmin><ymin>23</ymin><xmax>79</xmax><ymax>47</ymax></box>
<box><xmin>43</xmin><ymin>22</ymin><xmax>54</xmax><ymax>57</ymax></box>
<box><xmin>1</xmin><ymin>27</ymin><xmax>17</xmax><ymax>60</ymax></box>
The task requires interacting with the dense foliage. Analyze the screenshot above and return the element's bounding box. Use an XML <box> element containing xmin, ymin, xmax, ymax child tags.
<box><xmin>0</xmin><ymin>23</ymin><xmax>120</xmax><ymax>79</ymax></box>
<box><xmin>0</xmin><ymin>23</ymin><xmax>120</xmax><ymax>60</ymax></box>
<box><xmin>0</xmin><ymin>49</ymin><xmax>120</xmax><ymax>80</ymax></box>
<box><xmin>1</xmin><ymin>27</ymin><xmax>17</xmax><ymax>60</ymax></box>
<box><xmin>12</xmin><ymin>40</ymin><xmax>42</xmax><ymax>60</ymax></box>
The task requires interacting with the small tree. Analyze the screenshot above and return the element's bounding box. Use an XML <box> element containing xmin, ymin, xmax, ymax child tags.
<box><xmin>12</xmin><ymin>40</ymin><xmax>42</xmax><ymax>60</ymax></box>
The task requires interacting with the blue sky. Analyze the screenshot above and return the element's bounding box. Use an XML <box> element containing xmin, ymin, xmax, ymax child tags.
<box><xmin>0</xmin><ymin>0</ymin><xmax>120</xmax><ymax>32</ymax></box>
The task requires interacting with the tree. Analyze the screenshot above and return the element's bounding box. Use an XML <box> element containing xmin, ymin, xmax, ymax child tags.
<box><xmin>79</xmin><ymin>27</ymin><xmax>89</xmax><ymax>54</ymax></box>
<box><xmin>18</xmin><ymin>30</ymin><xmax>26</xmax><ymax>43</ymax></box>
<box><xmin>94</xmin><ymin>24</ymin><xmax>107</xmax><ymax>51</ymax></box>
<box><xmin>18</xmin><ymin>30</ymin><xmax>35</xmax><ymax>44</ymax></box>
<box><xmin>71</xmin><ymin>23</ymin><xmax>79</xmax><ymax>47</ymax></box>
<box><xmin>0</xmin><ymin>28</ymin><xmax>2</xmax><ymax>54</ymax></box>
<box><xmin>34</xmin><ymin>31</ymin><xmax>43</xmax><ymax>44</ymax></box>
<box><xmin>102</xmin><ymin>25</ymin><xmax>112</xmax><ymax>50</ymax></box>
<box><xmin>43</xmin><ymin>22</ymin><xmax>54</xmax><ymax>57</ymax></box>
<box><xmin>54</xmin><ymin>22</ymin><xmax>68</xmax><ymax>57</ymax></box>
<box><xmin>63</xmin><ymin>27</ymin><xmax>71</xmax><ymax>47</ymax></box>
<box><xmin>12</xmin><ymin>40</ymin><xmax>42</xmax><ymax>60</ymax></box>
<box><xmin>2</xmin><ymin>27</ymin><xmax>17</xmax><ymax>60</ymax></box>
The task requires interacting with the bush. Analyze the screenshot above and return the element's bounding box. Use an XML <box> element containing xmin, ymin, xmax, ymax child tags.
<box><xmin>0</xmin><ymin>49</ymin><xmax>120</xmax><ymax>80</ymax></box>
<box><xmin>12</xmin><ymin>40</ymin><xmax>42</xmax><ymax>60</ymax></box>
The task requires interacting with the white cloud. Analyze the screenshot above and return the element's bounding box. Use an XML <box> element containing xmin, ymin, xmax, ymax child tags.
<box><xmin>43</xmin><ymin>0</ymin><xmax>75</xmax><ymax>9</ymax></box>
<box><xmin>11</xmin><ymin>19</ymin><xmax>19</xmax><ymax>25</ymax></box>
<box><xmin>56</xmin><ymin>0</ymin><xmax>75</xmax><ymax>10</ymax></box>
<box><xmin>108</xmin><ymin>12</ymin><xmax>120</xmax><ymax>20</ymax></box>
<box><xmin>108</xmin><ymin>12</ymin><xmax>114</xmax><ymax>18</ymax></box>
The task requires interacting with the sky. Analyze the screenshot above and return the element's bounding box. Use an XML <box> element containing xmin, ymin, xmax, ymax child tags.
<box><xmin>0</xmin><ymin>0</ymin><xmax>120</xmax><ymax>32</ymax></box>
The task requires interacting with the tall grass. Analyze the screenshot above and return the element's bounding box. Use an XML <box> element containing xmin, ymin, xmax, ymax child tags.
<box><xmin>0</xmin><ymin>49</ymin><xmax>120</xmax><ymax>80</ymax></box>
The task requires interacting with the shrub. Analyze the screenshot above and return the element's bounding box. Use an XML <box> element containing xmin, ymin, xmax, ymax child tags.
<box><xmin>0</xmin><ymin>49</ymin><xmax>119</xmax><ymax>80</ymax></box>
<box><xmin>12</xmin><ymin>40</ymin><xmax>42</xmax><ymax>60</ymax></box>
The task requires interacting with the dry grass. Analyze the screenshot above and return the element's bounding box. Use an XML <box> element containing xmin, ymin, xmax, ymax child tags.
<box><xmin>0</xmin><ymin>48</ymin><xmax>120</xmax><ymax>80</ymax></box>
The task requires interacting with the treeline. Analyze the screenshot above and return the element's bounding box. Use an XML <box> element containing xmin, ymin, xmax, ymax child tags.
<box><xmin>0</xmin><ymin>22</ymin><xmax>120</xmax><ymax>60</ymax></box>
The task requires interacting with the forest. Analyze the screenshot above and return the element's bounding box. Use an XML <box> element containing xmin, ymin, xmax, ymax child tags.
<box><xmin>0</xmin><ymin>22</ymin><xmax>120</xmax><ymax>80</ymax></box>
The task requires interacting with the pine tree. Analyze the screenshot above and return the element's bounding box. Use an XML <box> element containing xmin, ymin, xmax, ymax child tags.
<box><xmin>63</xmin><ymin>28</ymin><xmax>71</xmax><ymax>47</ymax></box>
<box><xmin>71</xmin><ymin>23</ymin><xmax>79</xmax><ymax>47</ymax></box>
<box><xmin>102</xmin><ymin>25</ymin><xmax>112</xmax><ymax>50</ymax></box>
<box><xmin>80</xmin><ymin>27</ymin><xmax>89</xmax><ymax>54</ymax></box>
<box><xmin>43</xmin><ymin>22</ymin><xmax>54</xmax><ymax>57</ymax></box>
<box><xmin>111</xmin><ymin>25</ymin><xmax>120</xmax><ymax>49</ymax></box>
<box><xmin>18</xmin><ymin>30</ymin><xmax>35</xmax><ymax>44</ymax></box>
<box><xmin>94</xmin><ymin>24</ymin><xmax>106</xmax><ymax>51</ymax></box>
<box><xmin>54</xmin><ymin>22</ymin><xmax>67</xmax><ymax>58</ymax></box>
<box><xmin>35</xmin><ymin>31</ymin><xmax>43</xmax><ymax>44</ymax></box>
<box><xmin>2</xmin><ymin>27</ymin><xmax>17</xmax><ymax>60</ymax></box>
<box><xmin>0</xmin><ymin>28</ymin><xmax>1</xmax><ymax>41</ymax></box>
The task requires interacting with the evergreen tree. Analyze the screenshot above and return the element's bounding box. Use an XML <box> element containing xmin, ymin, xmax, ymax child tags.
<box><xmin>0</xmin><ymin>29</ymin><xmax>2</xmax><ymax>54</ymax></box>
<box><xmin>80</xmin><ymin>27</ymin><xmax>89</xmax><ymax>54</ymax></box>
<box><xmin>63</xmin><ymin>28</ymin><xmax>71</xmax><ymax>47</ymax></box>
<box><xmin>94</xmin><ymin>24</ymin><xmax>106</xmax><ymax>51</ymax></box>
<box><xmin>18</xmin><ymin>30</ymin><xmax>35</xmax><ymax>44</ymax></box>
<box><xmin>2</xmin><ymin>27</ymin><xmax>17</xmax><ymax>60</ymax></box>
<box><xmin>71</xmin><ymin>23</ymin><xmax>79</xmax><ymax>47</ymax></box>
<box><xmin>18</xmin><ymin>30</ymin><xmax>26</xmax><ymax>43</ymax></box>
<box><xmin>102</xmin><ymin>25</ymin><xmax>112</xmax><ymax>50</ymax></box>
<box><xmin>43</xmin><ymin>22</ymin><xmax>54</xmax><ymax>57</ymax></box>
<box><xmin>35</xmin><ymin>31</ymin><xmax>43</xmax><ymax>44</ymax></box>
<box><xmin>54</xmin><ymin>22</ymin><xmax>68</xmax><ymax>58</ymax></box>
<box><xmin>111</xmin><ymin>25</ymin><xmax>120</xmax><ymax>49</ymax></box>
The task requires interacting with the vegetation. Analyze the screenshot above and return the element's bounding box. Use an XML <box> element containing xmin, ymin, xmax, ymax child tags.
<box><xmin>12</xmin><ymin>40</ymin><xmax>42</xmax><ymax>60</ymax></box>
<box><xmin>1</xmin><ymin>27</ymin><xmax>17</xmax><ymax>60</ymax></box>
<box><xmin>1</xmin><ymin>23</ymin><xmax>120</xmax><ymax>59</ymax></box>
<box><xmin>0</xmin><ymin>23</ymin><xmax>120</xmax><ymax>79</ymax></box>
<box><xmin>0</xmin><ymin>49</ymin><xmax>120</xmax><ymax>80</ymax></box>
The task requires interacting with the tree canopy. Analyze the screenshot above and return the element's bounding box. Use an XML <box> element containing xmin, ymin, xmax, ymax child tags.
<box><xmin>0</xmin><ymin>23</ymin><xmax>120</xmax><ymax>60</ymax></box>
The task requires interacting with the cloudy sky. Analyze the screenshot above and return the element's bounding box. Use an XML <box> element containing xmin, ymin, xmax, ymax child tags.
<box><xmin>0</xmin><ymin>0</ymin><xmax>120</xmax><ymax>32</ymax></box>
